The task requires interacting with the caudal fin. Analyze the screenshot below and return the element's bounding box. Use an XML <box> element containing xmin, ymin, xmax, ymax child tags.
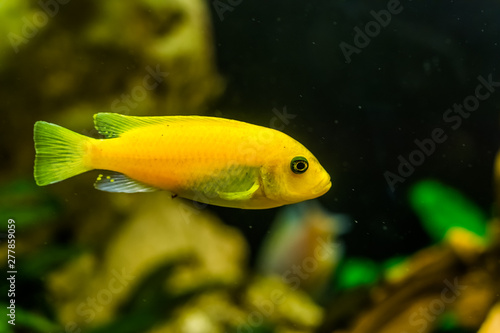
<box><xmin>34</xmin><ymin>121</ymin><xmax>93</xmax><ymax>186</ymax></box>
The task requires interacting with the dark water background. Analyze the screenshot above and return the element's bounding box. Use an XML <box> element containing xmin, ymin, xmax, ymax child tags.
<box><xmin>208</xmin><ymin>0</ymin><xmax>500</xmax><ymax>261</ymax></box>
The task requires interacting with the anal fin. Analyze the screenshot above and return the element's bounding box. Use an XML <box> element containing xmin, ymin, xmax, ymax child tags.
<box><xmin>95</xmin><ymin>173</ymin><xmax>159</xmax><ymax>193</ymax></box>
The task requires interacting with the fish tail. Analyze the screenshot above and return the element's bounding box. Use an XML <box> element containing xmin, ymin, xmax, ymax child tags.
<box><xmin>34</xmin><ymin>121</ymin><xmax>93</xmax><ymax>186</ymax></box>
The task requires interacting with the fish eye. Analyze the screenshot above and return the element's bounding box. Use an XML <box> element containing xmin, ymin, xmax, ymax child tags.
<box><xmin>290</xmin><ymin>156</ymin><xmax>309</xmax><ymax>174</ymax></box>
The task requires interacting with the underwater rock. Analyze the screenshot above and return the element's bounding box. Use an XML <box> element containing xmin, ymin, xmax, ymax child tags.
<box><xmin>46</xmin><ymin>192</ymin><xmax>248</xmax><ymax>330</ymax></box>
<box><xmin>145</xmin><ymin>291</ymin><xmax>246</xmax><ymax>333</ymax></box>
<box><xmin>241</xmin><ymin>275</ymin><xmax>323</xmax><ymax>332</ymax></box>
<box><xmin>82</xmin><ymin>0</ymin><xmax>225</xmax><ymax>115</ymax></box>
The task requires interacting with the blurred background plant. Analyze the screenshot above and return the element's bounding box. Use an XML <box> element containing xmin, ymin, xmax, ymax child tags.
<box><xmin>1</xmin><ymin>0</ymin><xmax>500</xmax><ymax>332</ymax></box>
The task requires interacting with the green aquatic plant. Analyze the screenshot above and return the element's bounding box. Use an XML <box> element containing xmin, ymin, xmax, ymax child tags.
<box><xmin>14</xmin><ymin>307</ymin><xmax>61</xmax><ymax>333</ymax></box>
<box><xmin>335</xmin><ymin>257</ymin><xmax>379</xmax><ymax>290</ymax></box>
<box><xmin>409</xmin><ymin>180</ymin><xmax>488</xmax><ymax>242</ymax></box>
<box><xmin>0</xmin><ymin>179</ymin><xmax>60</xmax><ymax>231</ymax></box>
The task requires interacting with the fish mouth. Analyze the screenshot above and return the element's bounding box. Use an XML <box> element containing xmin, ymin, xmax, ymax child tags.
<box><xmin>313</xmin><ymin>176</ymin><xmax>332</xmax><ymax>196</ymax></box>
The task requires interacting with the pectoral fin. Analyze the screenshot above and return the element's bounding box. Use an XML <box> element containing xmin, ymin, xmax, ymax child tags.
<box><xmin>218</xmin><ymin>182</ymin><xmax>260</xmax><ymax>201</ymax></box>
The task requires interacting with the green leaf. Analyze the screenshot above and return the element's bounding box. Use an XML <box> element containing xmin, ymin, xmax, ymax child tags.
<box><xmin>409</xmin><ymin>180</ymin><xmax>487</xmax><ymax>242</ymax></box>
<box><xmin>16</xmin><ymin>307</ymin><xmax>61</xmax><ymax>332</ymax></box>
<box><xmin>336</xmin><ymin>257</ymin><xmax>379</xmax><ymax>290</ymax></box>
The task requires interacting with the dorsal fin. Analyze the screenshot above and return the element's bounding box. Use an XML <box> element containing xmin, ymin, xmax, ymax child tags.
<box><xmin>93</xmin><ymin>113</ymin><xmax>264</xmax><ymax>138</ymax></box>
<box><xmin>93</xmin><ymin>113</ymin><xmax>172</xmax><ymax>138</ymax></box>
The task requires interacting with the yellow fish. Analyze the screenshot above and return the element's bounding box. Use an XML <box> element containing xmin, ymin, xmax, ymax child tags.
<box><xmin>33</xmin><ymin>113</ymin><xmax>331</xmax><ymax>209</ymax></box>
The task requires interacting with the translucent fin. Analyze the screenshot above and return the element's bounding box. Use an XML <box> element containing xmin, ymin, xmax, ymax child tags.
<box><xmin>34</xmin><ymin>121</ymin><xmax>93</xmax><ymax>186</ymax></box>
<box><xmin>218</xmin><ymin>182</ymin><xmax>260</xmax><ymax>201</ymax></box>
<box><xmin>94</xmin><ymin>173</ymin><xmax>159</xmax><ymax>193</ymax></box>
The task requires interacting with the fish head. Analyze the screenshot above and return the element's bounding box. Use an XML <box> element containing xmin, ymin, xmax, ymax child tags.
<box><xmin>260</xmin><ymin>144</ymin><xmax>331</xmax><ymax>206</ymax></box>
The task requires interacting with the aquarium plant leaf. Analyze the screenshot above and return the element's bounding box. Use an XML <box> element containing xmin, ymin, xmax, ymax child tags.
<box><xmin>335</xmin><ymin>257</ymin><xmax>379</xmax><ymax>290</ymax></box>
<box><xmin>0</xmin><ymin>179</ymin><xmax>60</xmax><ymax>231</ymax></box>
<box><xmin>16</xmin><ymin>307</ymin><xmax>62</xmax><ymax>332</ymax></box>
<box><xmin>0</xmin><ymin>304</ymin><xmax>14</xmax><ymax>333</ymax></box>
<box><xmin>409</xmin><ymin>180</ymin><xmax>487</xmax><ymax>242</ymax></box>
<box><xmin>22</xmin><ymin>245</ymin><xmax>82</xmax><ymax>278</ymax></box>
